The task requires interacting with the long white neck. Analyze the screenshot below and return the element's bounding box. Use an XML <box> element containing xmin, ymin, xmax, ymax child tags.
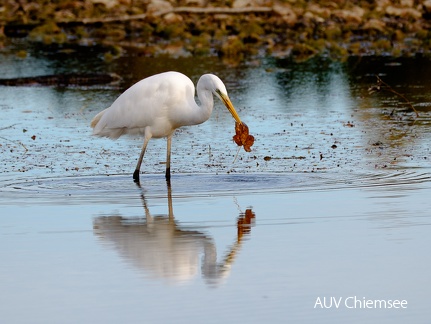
<box><xmin>179</xmin><ymin>78</ymin><xmax>214</xmax><ymax>127</ymax></box>
<box><xmin>196</xmin><ymin>81</ymin><xmax>215</xmax><ymax>121</ymax></box>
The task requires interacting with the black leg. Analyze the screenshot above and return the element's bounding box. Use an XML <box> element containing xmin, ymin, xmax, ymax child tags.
<box><xmin>165</xmin><ymin>134</ymin><xmax>172</xmax><ymax>182</ymax></box>
<box><xmin>134</xmin><ymin>136</ymin><xmax>150</xmax><ymax>183</ymax></box>
<box><xmin>165</xmin><ymin>167</ymin><xmax>171</xmax><ymax>182</ymax></box>
<box><xmin>133</xmin><ymin>169</ymin><xmax>140</xmax><ymax>183</ymax></box>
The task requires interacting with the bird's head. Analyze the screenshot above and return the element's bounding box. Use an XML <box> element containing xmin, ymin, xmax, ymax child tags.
<box><xmin>200</xmin><ymin>74</ymin><xmax>242</xmax><ymax>124</ymax></box>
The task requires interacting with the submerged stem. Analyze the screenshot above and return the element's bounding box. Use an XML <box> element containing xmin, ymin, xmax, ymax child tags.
<box><xmin>369</xmin><ymin>75</ymin><xmax>419</xmax><ymax>118</ymax></box>
<box><xmin>0</xmin><ymin>136</ymin><xmax>28</xmax><ymax>152</ymax></box>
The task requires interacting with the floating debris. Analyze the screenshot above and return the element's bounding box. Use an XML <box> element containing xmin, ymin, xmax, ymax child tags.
<box><xmin>0</xmin><ymin>73</ymin><xmax>121</xmax><ymax>87</ymax></box>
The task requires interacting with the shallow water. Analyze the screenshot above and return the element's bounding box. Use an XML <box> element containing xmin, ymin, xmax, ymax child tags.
<box><xmin>1</xmin><ymin>43</ymin><xmax>431</xmax><ymax>323</ymax></box>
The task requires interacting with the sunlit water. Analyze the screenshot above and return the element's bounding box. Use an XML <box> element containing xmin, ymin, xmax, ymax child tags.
<box><xmin>1</xmin><ymin>43</ymin><xmax>431</xmax><ymax>323</ymax></box>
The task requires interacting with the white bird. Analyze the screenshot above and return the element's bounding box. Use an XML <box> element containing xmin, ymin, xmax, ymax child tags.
<box><xmin>91</xmin><ymin>71</ymin><xmax>242</xmax><ymax>183</ymax></box>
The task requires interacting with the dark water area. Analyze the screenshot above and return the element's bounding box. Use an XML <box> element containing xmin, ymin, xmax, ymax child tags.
<box><xmin>1</xmin><ymin>42</ymin><xmax>431</xmax><ymax>323</ymax></box>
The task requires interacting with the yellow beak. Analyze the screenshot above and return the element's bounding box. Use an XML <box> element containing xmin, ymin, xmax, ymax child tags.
<box><xmin>220</xmin><ymin>93</ymin><xmax>242</xmax><ymax>124</ymax></box>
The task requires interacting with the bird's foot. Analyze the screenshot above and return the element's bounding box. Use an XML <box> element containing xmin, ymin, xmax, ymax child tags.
<box><xmin>165</xmin><ymin>167</ymin><xmax>171</xmax><ymax>182</ymax></box>
<box><xmin>133</xmin><ymin>170</ymin><xmax>140</xmax><ymax>183</ymax></box>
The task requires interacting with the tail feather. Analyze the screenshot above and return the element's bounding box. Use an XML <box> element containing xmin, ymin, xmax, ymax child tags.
<box><xmin>91</xmin><ymin>108</ymin><xmax>126</xmax><ymax>139</ymax></box>
<box><xmin>90</xmin><ymin>109</ymin><xmax>105</xmax><ymax>129</ymax></box>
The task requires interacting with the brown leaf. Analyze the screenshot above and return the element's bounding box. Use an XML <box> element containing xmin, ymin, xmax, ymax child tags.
<box><xmin>233</xmin><ymin>122</ymin><xmax>254</xmax><ymax>152</ymax></box>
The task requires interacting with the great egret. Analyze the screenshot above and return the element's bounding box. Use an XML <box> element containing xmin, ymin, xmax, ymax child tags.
<box><xmin>91</xmin><ymin>71</ymin><xmax>242</xmax><ymax>183</ymax></box>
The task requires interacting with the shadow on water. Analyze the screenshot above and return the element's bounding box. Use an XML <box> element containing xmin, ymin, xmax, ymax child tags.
<box><xmin>93</xmin><ymin>182</ymin><xmax>255</xmax><ymax>287</ymax></box>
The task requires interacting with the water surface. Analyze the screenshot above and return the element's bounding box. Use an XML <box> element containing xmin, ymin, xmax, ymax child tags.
<box><xmin>1</xmin><ymin>44</ymin><xmax>431</xmax><ymax>323</ymax></box>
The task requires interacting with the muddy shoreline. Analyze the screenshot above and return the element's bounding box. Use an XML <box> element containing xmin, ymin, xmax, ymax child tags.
<box><xmin>2</xmin><ymin>0</ymin><xmax>431</xmax><ymax>61</ymax></box>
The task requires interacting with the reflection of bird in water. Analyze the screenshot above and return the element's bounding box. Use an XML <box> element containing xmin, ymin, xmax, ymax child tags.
<box><xmin>93</xmin><ymin>184</ymin><xmax>255</xmax><ymax>286</ymax></box>
<box><xmin>90</xmin><ymin>72</ymin><xmax>243</xmax><ymax>183</ymax></box>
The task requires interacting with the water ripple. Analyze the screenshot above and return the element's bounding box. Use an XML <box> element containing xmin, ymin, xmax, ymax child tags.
<box><xmin>0</xmin><ymin>170</ymin><xmax>430</xmax><ymax>205</ymax></box>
